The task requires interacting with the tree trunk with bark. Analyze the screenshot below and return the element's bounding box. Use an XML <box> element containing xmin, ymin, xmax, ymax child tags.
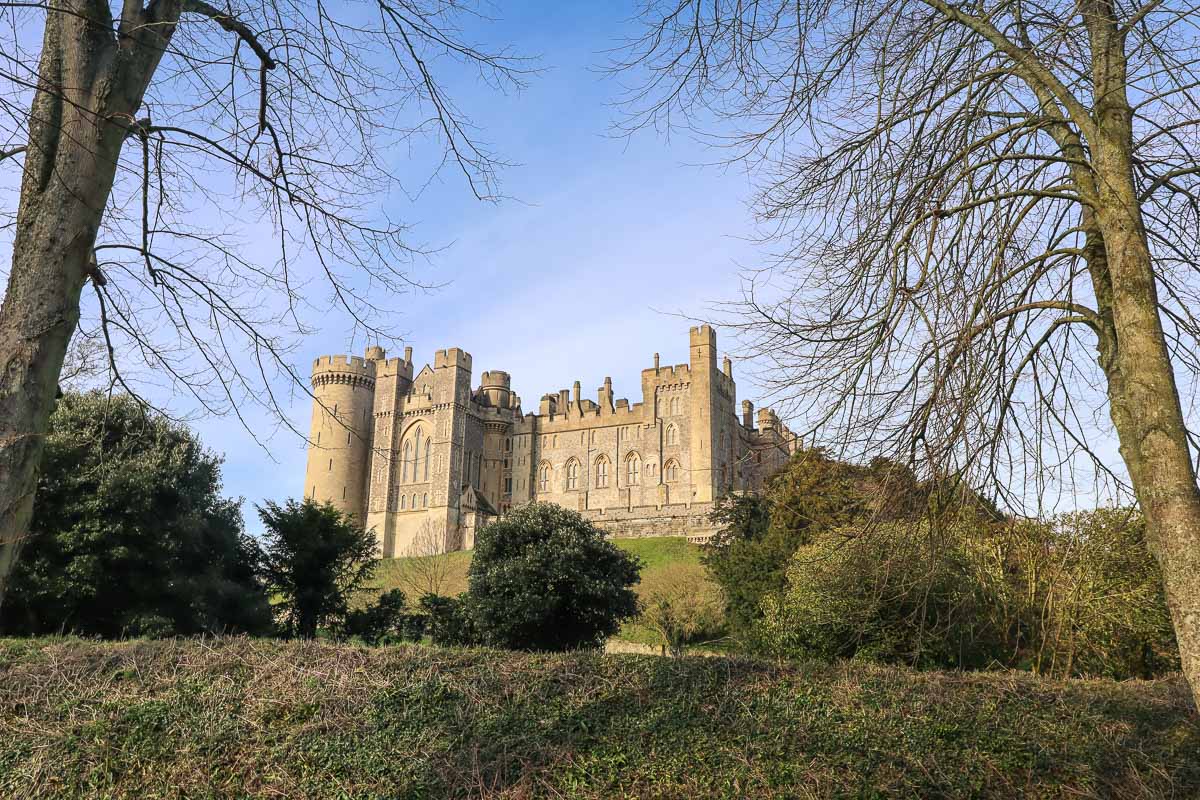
<box><xmin>0</xmin><ymin>2</ymin><xmax>177</xmax><ymax>607</ymax></box>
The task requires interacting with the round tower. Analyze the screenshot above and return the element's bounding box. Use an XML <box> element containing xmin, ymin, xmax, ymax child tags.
<box><xmin>303</xmin><ymin>350</ymin><xmax>379</xmax><ymax>522</ymax></box>
<box><xmin>480</xmin><ymin>370</ymin><xmax>512</xmax><ymax>408</ymax></box>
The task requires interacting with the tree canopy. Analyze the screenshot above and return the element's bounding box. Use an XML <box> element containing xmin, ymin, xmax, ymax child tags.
<box><xmin>1</xmin><ymin>391</ymin><xmax>271</xmax><ymax>637</ymax></box>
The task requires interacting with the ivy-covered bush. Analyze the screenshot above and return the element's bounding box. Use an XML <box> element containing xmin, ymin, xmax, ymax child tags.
<box><xmin>467</xmin><ymin>503</ymin><xmax>641</xmax><ymax>651</ymax></box>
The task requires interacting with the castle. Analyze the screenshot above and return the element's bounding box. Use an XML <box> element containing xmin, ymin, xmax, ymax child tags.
<box><xmin>302</xmin><ymin>325</ymin><xmax>797</xmax><ymax>556</ymax></box>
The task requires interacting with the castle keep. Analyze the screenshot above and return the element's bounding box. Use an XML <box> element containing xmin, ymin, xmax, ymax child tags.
<box><xmin>303</xmin><ymin>326</ymin><xmax>797</xmax><ymax>556</ymax></box>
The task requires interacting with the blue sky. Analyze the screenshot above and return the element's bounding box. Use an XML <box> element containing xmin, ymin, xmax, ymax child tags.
<box><xmin>103</xmin><ymin>3</ymin><xmax>768</xmax><ymax>528</ymax></box>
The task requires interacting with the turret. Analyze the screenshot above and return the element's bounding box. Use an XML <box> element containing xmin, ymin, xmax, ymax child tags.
<box><xmin>689</xmin><ymin>325</ymin><xmax>720</xmax><ymax>502</ymax></box>
<box><xmin>304</xmin><ymin>349</ymin><xmax>378</xmax><ymax>522</ymax></box>
<box><xmin>742</xmin><ymin>400</ymin><xmax>755</xmax><ymax>429</ymax></box>
<box><xmin>757</xmin><ymin>407</ymin><xmax>778</xmax><ymax>434</ymax></box>
<box><xmin>480</xmin><ymin>370</ymin><xmax>512</xmax><ymax>408</ymax></box>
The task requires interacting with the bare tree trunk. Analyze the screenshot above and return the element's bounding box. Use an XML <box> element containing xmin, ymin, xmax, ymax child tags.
<box><xmin>1078</xmin><ymin>7</ymin><xmax>1200</xmax><ymax>702</ymax></box>
<box><xmin>0</xmin><ymin>3</ymin><xmax>174</xmax><ymax>607</ymax></box>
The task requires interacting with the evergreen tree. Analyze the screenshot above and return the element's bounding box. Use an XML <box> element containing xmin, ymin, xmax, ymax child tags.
<box><xmin>2</xmin><ymin>392</ymin><xmax>271</xmax><ymax>637</ymax></box>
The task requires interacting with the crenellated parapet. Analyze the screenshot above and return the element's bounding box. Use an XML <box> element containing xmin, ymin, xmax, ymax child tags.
<box><xmin>311</xmin><ymin>354</ymin><xmax>377</xmax><ymax>390</ymax></box>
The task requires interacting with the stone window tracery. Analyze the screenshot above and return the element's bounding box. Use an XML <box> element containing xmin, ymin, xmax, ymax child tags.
<box><xmin>626</xmin><ymin>452</ymin><xmax>642</xmax><ymax>485</ymax></box>
<box><xmin>566</xmin><ymin>458</ymin><xmax>580</xmax><ymax>490</ymax></box>
<box><xmin>595</xmin><ymin>455</ymin><xmax>610</xmax><ymax>488</ymax></box>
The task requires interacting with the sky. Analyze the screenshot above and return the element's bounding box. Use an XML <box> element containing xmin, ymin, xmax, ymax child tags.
<box><xmin>0</xmin><ymin>3</ymin><xmax>767</xmax><ymax>529</ymax></box>
<box><xmin>0</xmin><ymin>3</ymin><xmax>1136</xmax><ymax>530</ymax></box>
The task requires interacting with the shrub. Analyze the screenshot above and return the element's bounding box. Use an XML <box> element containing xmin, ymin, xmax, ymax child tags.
<box><xmin>704</xmin><ymin>450</ymin><xmax>923</xmax><ymax>636</ymax></box>
<box><xmin>638</xmin><ymin>563</ymin><xmax>726</xmax><ymax>656</ymax></box>
<box><xmin>258</xmin><ymin>499</ymin><xmax>378</xmax><ymax>639</ymax></box>
<box><xmin>338</xmin><ymin>589</ymin><xmax>420</xmax><ymax>645</ymax></box>
<box><xmin>761</xmin><ymin>510</ymin><xmax>1180</xmax><ymax>678</ymax></box>
<box><xmin>760</xmin><ymin>522</ymin><xmax>1002</xmax><ymax>668</ymax></box>
<box><xmin>1</xmin><ymin>392</ymin><xmax>272</xmax><ymax>638</ymax></box>
<box><xmin>418</xmin><ymin>593</ymin><xmax>477</xmax><ymax>647</ymax></box>
<box><xmin>467</xmin><ymin>503</ymin><xmax>641</xmax><ymax>651</ymax></box>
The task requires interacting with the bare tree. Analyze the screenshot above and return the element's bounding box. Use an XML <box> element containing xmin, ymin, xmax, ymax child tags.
<box><xmin>619</xmin><ymin>1</ymin><xmax>1200</xmax><ymax>703</ymax></box>
<box><xmin>400</xmin><ymin>518</ymin><xmax>451</xmax><ymax>597</ymax></box>
<box><xmin>0</xmin><ymin>2</ymin><xmax>525</xmax><ymax>605</ymax></box>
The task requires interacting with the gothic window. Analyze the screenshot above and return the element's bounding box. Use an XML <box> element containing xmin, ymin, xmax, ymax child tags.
<box><xmin>411</xmin><ymin>494</ymin><xmax>417</xmax><ymax>509</ymax></box>
<box><xmin>538</xmin><ymin>463</ymin><xmax>550</xmax><ymax>492</ymax></box>
<box><xmin>424</xmin><ymin>440</ymin><xmax>431</xmax><ymax>481</ymax></box>
<box><xmin>626</xmin><ymin>452</ymin><xmax>642</xmax><ymax>485</ymax></box>
<box><xmin>670</xmin><ymin>396</ymin><xmax>680</xmax><ymax>416</ymax></box>
<box><xmin>595</xmin><ymin>455</ymin><xmax>610</xmax><ymax>488</ymax></box>
<box><xmin>665</xmin><ymin>424</ymin><xmax>678</xmax><ymax>446</ymax></box>
<box><xmin>400</xmin><ymin>494</ymin><xmax>407</xmax><ymax>510</ymax></box>
<box><xmin>401</xmin><ymin>440</ymin><xmax>412</xmax><ymax>483</ymax></box>
<box><xmin>413</xmin><ymin>428</ymin><xmax>424</xmax><ymax>478</ymax></box>
<box><xmin>664</xmin><ymin>459</ymin><xmax>680</xmax><ymax>482</ymax></box>
<box><xmin>422</xmin><ymin>493</ymin><xmax>428</xmax><ymax>508</ymax></box>
<box><xmin>566</xmin><ymin>459</ymin><xmax>580</xmax><ymax>490</ymax></box>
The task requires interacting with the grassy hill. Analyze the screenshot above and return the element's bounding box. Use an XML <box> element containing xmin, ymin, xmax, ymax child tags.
<box><xmin>2</xmin><ymin>637</ymin><xmax>1197</xmax><ymax>799</ymax></box>
<box><xmin>371</xmin><ymin>536</ymin><xmax>717</xmax><ymax>646</ymax></box>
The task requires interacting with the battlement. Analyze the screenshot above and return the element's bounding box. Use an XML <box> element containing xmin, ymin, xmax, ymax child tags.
<box><xmin>434</xmin><ymin>347</ymin><xmax>472</xmax><ymax>370</ymax></box>
<box><xmin>642</xmin><ymin>363</ymin><xmax>692</xmax><ymax>383</ymax></box>
<box><xmin>689</xmin><ymin>324</ymin><xmax>716</xmax><ymax>347</ymax></box>
<box><xmin>312</xmin><ymin>354</ymin><xmax>377</xmax><ymax>375</ymax></box>
<box><xmin>481</xmin><ymin>370</ymin><xmax>511</xmax><ymax>388</ymax></box>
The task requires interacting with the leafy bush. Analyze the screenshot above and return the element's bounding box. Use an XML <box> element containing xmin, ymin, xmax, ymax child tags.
<box><xmin>760</xmin><ymin>522</ymin><xmax>1002</xmax><ymax>669</ymax></box>
<box><xmin>418</xmin><ymin>593</ymin><xmax>477</xmax><ymax>647</ymax></box>
<box><xmin>258</xmin><ymin>499</ymin><xmax>377</xmax><ymax>639</ymax></box>
<box><xmin>1</xmin><ymin>392</ymin><xmax>272</xmax><ymax>638</ymax></box>
<box><xmin>761</xmin><ymin>509</ymin><xmax>1179</xmax><ymax>679</ymax></box>
<box><xmin>638</xmin><ymin>563</ymin><xmax>726</xmax><ymax>655</ymax></box>
<box><xmin>467</xmin><ymin>503</ymin><xmax>641</xmax><ymax>650</ymax></box>
<box><xmin>338</xmin><ymin>589</ymin><xmax>421</xmax><ymax>645</ymax></box>
<box><xmin>704</xmin><ymin>450</ymin><xmax>927</xmax><ymax>636</ymax></box>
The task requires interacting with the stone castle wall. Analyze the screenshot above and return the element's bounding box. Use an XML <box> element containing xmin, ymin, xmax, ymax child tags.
<box><xmin>303</xmin><ymin>325</ymin><xmax>797</xmax><ymax>555</ymax></box>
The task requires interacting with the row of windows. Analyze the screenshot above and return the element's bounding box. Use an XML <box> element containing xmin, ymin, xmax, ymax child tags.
<box><xmin>537</xmin><ymin>454</ymin><xmax>682</xmax><ymax>491</ymax></box>
<box><xmin>399</xmin><ymin>492</ymin><xmax>428</xmax><ymax>510</ymax></box>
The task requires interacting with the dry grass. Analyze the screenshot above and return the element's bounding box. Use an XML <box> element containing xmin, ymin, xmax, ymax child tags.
<box><xmin>1</xmin><ymin>637</ymin><xmax>1197</xmax><ymax>798</ymax></box>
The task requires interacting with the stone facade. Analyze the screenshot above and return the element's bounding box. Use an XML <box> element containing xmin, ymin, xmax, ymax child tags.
<box><xmin>302</xmin><ymin>326</ymin><xmax>797</xmax><ymax>556</ymax></box>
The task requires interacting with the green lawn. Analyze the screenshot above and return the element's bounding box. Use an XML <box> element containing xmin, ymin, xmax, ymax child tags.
<box><xmin>2</xmin><ymin>637</ymin><xmax>1196</xmax><ymax>799</ymax></box>
<box><xmin>366</xmin><ymin>536</ymin><xmax>720</xmax><ymax>648</ymax></box>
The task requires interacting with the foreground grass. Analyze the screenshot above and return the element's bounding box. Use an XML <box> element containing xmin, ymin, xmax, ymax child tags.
<box><xmin>369</xmin><ymin>536</ymin><xmax>717</xmax><ymax>647</ymax></box>
<box><xmin>1</xmin><ymin>638</ymin><xmax>1197</xmax><ymax>799</ymax></box>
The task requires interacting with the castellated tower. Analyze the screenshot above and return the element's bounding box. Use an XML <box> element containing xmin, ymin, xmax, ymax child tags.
<box><xmin>303</xmin><ymin>347</ymin><xmax>384</xmax><ymax>521</ymax></box>
<box><xmin>688</xmin><ymin>324</ymin><xmax>720</xmax><ymax>503</ymax></box>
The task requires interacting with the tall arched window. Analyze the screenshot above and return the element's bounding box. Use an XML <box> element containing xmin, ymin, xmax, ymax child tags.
<box><xmin>538</xmin><ymin>462</ymin><xmax>550</xmax><ymax>492</ymax></box>
<box><xmin>422</xmin><ymin>493</ymin><xmax>428</xmax><ymax>508</ymax></box>
<box><xmin>566</xmin><ymin>458</ymin><xmax>580</xmax><ymax>490</ymax></box>
<box><xmin>665</xmin><ymin>424</ymin><xmax>678</xmax><ymax>446</ymax></box>
<box><xmin>626</xmin><ymin>452</ymin><xmax>641</xmax><ymax>485</ymax></box>
<box><xmin>664</xmin><ymin>459</ymin><xmax>680</xmax><ymax>482</ymax></box>
<box><xmin>595</xmin><ymin>455</ymin><xmax>610</xmax><ymax>488</ymax></box>
<box><xmin>400</xmin><ymin>494</ymin><xmax>407</xmax><ymax>510</ymax></box>
<box><xmin>423</xmin><ymin>439</ymin><xmax>431</xmax><ymax>481</ymax></box>
<box><xmin>669</xmin><ymin>396</ymin><xmax>680</xmax><ymax>416</ymax></box>
<box><xmin>401</xmin><ymin>440</ymin><xmax>411</xmax><ymax>482</ymax></box>
<box><xmin>412</xmin><ymin>428</ymin><xmax>423</xmax><ymax>480</ymax></box>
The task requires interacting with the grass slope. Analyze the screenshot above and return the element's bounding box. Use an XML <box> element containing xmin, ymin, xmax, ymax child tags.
<box><xmin>370</xmin><ymin>537</ymin><xmax>713</xmax><ymax>646</ymax></box>
<box><xmin>2</xmin><ymin>638</ymin><xmax>1197</xmax><ymax>799</ymax></box>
